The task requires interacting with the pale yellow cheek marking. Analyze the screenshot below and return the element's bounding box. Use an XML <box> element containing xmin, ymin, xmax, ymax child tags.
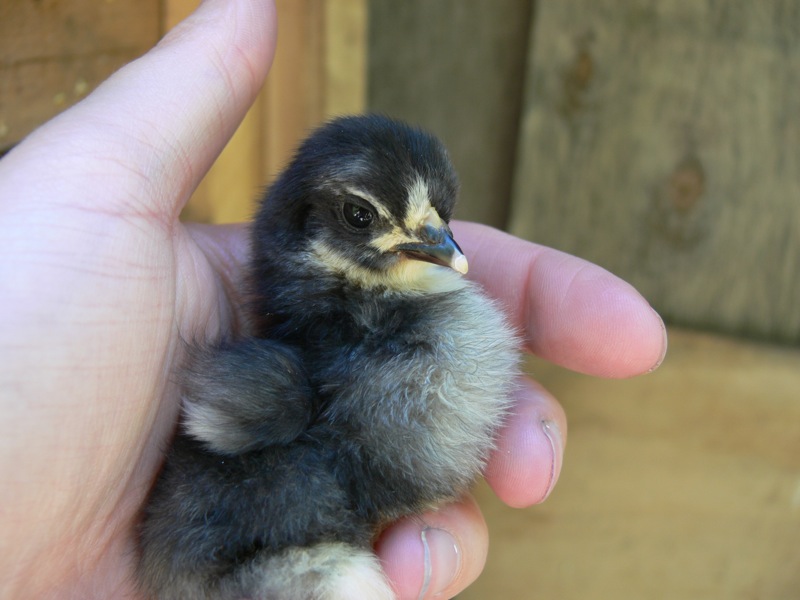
<box><xmin>309</xmin><ymin>240</ymin><xmax>466</xmax><ymax>294</ymax></box>
<box><xmin>389</xmin><ymin>259</ymin><xmax>467</xmax><ymax>294</ymax></box>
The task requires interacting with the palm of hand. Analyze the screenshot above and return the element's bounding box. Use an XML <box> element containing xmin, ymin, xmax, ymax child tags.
<box><xmin>0</xmin><ymin>139</ymin><xmax>246</xmax><ymax>596</ymax></box>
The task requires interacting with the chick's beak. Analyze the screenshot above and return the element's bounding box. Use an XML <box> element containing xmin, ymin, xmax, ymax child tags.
<box><xmin>394</xmin><ymin>222</ymin><xmax>469</xmax><ymax>275</ymax></box>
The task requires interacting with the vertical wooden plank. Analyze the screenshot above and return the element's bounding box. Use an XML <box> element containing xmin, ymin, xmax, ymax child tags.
<box><xmin>163</xmin><ymin>0</ymin><xmax>194</xmax><ymax>31</ymax></box>
<box><xmin>261</xmin><ymin>0</ymin><xmax>366</xmax><ymax>179</ymax></box>
<box><xmin>510</xmin><ymin>1</ymin><xmax>800</xmax><ymax>343</ymax></box>
<box><xmin>166</xmin><ymin>0</ymin><xmax>265</xmax><ymax>224</ymax></box>
<box><xmin>173</xmin><ymin>0</ymin><xmax>367</xmax><ymax>223</ymax></box>
<box><xmin>260</xmin><ymin>0</ymin><xmax>326</xmax><ymax>181</ymax></box>
<box><xmin>189</xmin><ymin>105</ymin><xmax>265</xmax><ymax>223</ymax></box>
<box><xmin>368</xmin><ymin>0</ymin><xmax>534</xmax><ymax>228</ymax></box>
<box><xmin>323</xmin><ymin>0</ymin><xmax>367</xmax><ymax>118</ymax></box>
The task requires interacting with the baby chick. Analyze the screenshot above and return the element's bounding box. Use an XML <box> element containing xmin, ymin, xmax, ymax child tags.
<box><xmin>138</xmin><ymin>115</ymin><xmax>519</xmax><ymax>600</ymax></box>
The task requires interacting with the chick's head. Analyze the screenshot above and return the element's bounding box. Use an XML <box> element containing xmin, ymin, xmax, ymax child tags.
<box><xmin>254</xmin><ymin>115</ymin><xmax>469</xmax><ymax>294</ymax></box>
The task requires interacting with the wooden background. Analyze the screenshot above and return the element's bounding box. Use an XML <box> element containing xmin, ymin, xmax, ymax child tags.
<box><xmin>0</xmin><ymin>0</ymin><xmax>366</xmax><ymax>223</ymax></box>
<box><xmin>510</xmin><ymin>0</ymin><xmax>800</xmax><ymax>344</ymax></box>
<box><xmin>0</xmin><ymin>0</ymin><xmax>161</xmax><ymax>152</ymax></box>
<box><xmin>2</xmin><ymin>2</ymin><xmax>799</xmax><ymax>599</ymax></box>
<box><xmin>368</xmin><ymin>0</ymin><xmax>533</xmax><ymax>229</ymax></box>
<box><xmin>169</xmin><ymin>0</ymin><xmax>367</xmax><ymax>224</ymax></box>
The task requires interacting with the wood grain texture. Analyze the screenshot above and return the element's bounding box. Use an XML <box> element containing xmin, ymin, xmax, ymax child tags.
<box><xmin>180</xmin><ymin>0</ymin><xmax>367</xmax><ymax>223</ymax></box>
<box><xmin>510</xmin><ymin>1</ymin><xmax>800</xmax><ymax>343</ymax></box>
<box><xmin>2</xmin><ymin>0</ymin><xmax>366</xmax><ymax>222</ymax></box>
<box><xmin>368</xmin><ymin>0</ymin><xmax>533</xmax><ymax>228</ymax></box>
<box><xmin>462</xmin><ymin>328</ymin><xmax>800</xmax><ymax>600</ymax></box>
<box><xmin>0</xmin><ymin>0</ymin><xmax>161</xmax><ymax>151</ymax></box>
<box><xmin>166</xmin><ymin>0</ymin><xmax>268</xmax><ymax>224</ymax></box>
<box><xmin>322</xmin><ymin>0</ymin><xmax>367</xmax><ymax>119</ymax></box>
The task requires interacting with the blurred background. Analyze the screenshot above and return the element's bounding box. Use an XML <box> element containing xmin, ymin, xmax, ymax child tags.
<box><xmin>2</xmin><ymin>1</ymin><xmax>798</xmax><ymax>597</ymax></box>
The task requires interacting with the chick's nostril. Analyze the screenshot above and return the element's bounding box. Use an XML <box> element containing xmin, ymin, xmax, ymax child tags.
<box><xmin>421</xmin><ymin>224</ymin><xmax>445</xmax><ymax>245</ymax></box>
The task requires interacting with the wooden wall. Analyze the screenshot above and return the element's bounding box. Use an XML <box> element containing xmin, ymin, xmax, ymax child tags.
<box><xmin>368</xmin><ymin>0</ymin><xmax>533</xmax><ymax>229</ymax></box>
<box><xmin>170</xmin><ymin>0</ymin><xmax>367</xmax><ymax>223</ymax></box>
<box><xmin>5</xmin><ymin>3</ymin><xmax>797</xmax><ymax>342</ymax></box>
<box><xmin>369</xmin><ymin>0</ymin><xmax>800</xmax><ymax>344</ymax></box>
<box><xmin>1</xmin><ymin>0</ymin><xmax>366</xmax><ymax>222</ymax></box>
<box><xmin>511</xmin><ymin>1</ymin><xmax>800</xmax><ymax>343</ymax></box>
<box><xmin>0</xmin><ymin>0</ymin><xmax>161</xmax><ymax>153</ymax></box>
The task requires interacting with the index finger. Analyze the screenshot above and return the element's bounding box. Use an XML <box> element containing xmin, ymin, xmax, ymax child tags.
<box><xmin>452</xmin><ymin>221</ymin><xmax>667</xmax><ymax>378</ymax></box>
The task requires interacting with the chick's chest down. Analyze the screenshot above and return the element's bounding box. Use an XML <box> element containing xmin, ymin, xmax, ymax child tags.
<box><xmin>286</xmin><ymin>279</ymin><xmax>517</xmax><ymax>521</ymax></box>
<box><xmin>137</xmin><ymin>115</ymin><xmax>519</xmax><ymax>600</ymax></box>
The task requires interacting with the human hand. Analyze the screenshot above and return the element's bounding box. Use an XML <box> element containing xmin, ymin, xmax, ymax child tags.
<box><xmin>377</xmin><ymin>221</ymin><xmax>666</xmax><ymax>598</ymax></box>
<box><xmin>0</xmin><ymin>1</ymin><xmax>666</xmax><ymax>599</ymax></box>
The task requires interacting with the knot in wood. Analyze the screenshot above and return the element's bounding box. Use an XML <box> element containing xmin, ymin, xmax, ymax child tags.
<box><xmin>668</xmin><ymin>157</ymin><xmax>705</xmax><ymax>213</ymax></box>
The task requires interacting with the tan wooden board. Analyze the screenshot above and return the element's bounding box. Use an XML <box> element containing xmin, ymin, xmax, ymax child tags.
<box><xmin>0</xmin><ymin>0</ymin><xmax>161</xmax><ymax>151</ymax></box>
<box><xmin>461</xmin><ymin>328</ymin><xmax>800</xmax><ymax>599</ymax></box>
<box><xmin>1</xmin><ymin>0</ymin><xmax>365</xmax><ymax>222</ymax></box>
<box><xmin>178</xmin><ymin>0</ymin><xmax>367</xmax><ymax>224</ymax></box>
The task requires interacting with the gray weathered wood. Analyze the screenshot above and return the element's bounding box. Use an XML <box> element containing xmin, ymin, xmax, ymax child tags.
<box><xmin>368</xmin><ymin>0</ymin><xmax>534</xmax><ymax>228</ymax></box>
<box><xmin>511</xmin><ymin>1</ymin><xmax>800</xmax><ymax>343</ymax></box>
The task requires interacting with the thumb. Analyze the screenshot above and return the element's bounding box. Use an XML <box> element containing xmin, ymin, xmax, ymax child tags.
<box><xmin>2</xmin><ymin>0</ymin><xmax>276</xmax><ymax>219</ymax></box>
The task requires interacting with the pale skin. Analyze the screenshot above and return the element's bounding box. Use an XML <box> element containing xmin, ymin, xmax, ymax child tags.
<box><xmin>0</xmin><ymin>1</ymin><xmax>666</xmax><ymax>598</ymax></box>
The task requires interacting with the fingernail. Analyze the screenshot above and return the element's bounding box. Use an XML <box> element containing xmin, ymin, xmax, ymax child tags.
<box><xmin>539</xmin><ymin>419</ymin><xmax>564</xmax><ymax>502</ymax></box>
<box><xmin>419</xmin><ymin>527</ymin><xmax>461</xmax><ymax>599</ymax></box>
<box><xmin>648</xmin><ymin>309</ymin><xmax>669</xmax><ymax>373</ymax></box>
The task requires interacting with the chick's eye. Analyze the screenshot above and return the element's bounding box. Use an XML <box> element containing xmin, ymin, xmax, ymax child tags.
<box><xmin>343</xmin><ymin>202</ymin><xmax>374</xmax><ymax>229</ymax></box>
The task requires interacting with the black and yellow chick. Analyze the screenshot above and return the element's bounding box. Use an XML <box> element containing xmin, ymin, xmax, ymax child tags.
<box><xmin>138</xmin><ymin>115</ymin><xmax>519</xmax><ymax>600</ymax></box>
